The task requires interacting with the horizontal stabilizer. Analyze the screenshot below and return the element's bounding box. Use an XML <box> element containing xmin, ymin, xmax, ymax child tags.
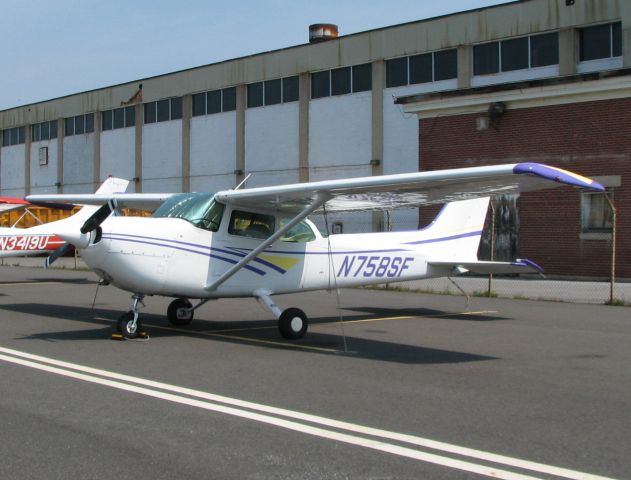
<box><xmin>430</xmin><ymin>259</ymin><xmax>544</xmax><ymax>276</ymax></box>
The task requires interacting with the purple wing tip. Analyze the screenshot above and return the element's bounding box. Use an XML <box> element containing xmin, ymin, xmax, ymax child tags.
<box><xmin>513</xmin><ymin>258</ymin><xmax>545</xmax><ymax>274</ymax></box>
<box><xmin>513</xmin><ymin>163</ymin><xmax>605</xmax><ymax>192</ymax></box>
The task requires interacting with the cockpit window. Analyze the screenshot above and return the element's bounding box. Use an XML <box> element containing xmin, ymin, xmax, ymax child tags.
<box><xmin>228</xmin><ymin>210</ymin><xmax>276</xmax><ymax>239</ymax></box>
<box><xmin>280</xmin><ymin>219</ymin><xmax>316</xmax><ymax>243</ymax></box>
<box><xmin>152</xmin><ymin>193</ymin><xmax>224</xmax><ymax>232</ymax></box>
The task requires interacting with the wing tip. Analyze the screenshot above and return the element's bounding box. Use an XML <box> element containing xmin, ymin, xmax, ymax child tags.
<box><xmin>513</xmin><ymin>163</ymin><xmax>605</xmax><ymax>192</ymax></box>
<box><xmin>513</xmin><ymin>258</ymin><xmax>544</xmax><ymax>274</ymax></box>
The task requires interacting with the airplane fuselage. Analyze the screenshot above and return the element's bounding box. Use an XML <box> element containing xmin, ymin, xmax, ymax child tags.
<box><xmin>0</xmin><ymin>227</ymin><xmax>65</xmax><ymax>257</ymax></box>
<box><xmin>79</xmin><ymin>215</ymin><xmax>470</xmax><ymax>300</ymax></box>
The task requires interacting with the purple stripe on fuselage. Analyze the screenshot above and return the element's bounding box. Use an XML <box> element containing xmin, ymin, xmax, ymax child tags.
<box><xmin>105</xmin><ymin>232</ymin><xmax>286</xmax><ymax>274</ymax></box>
<box><xmin>102</xmin><ymin>235</ymin><xmax>266</xmax><ymax>276</ymax></box>
<box><xmin>404</xmin><ymin>230</ymin><xmax>482</xmax><ymax>245</ymax></box>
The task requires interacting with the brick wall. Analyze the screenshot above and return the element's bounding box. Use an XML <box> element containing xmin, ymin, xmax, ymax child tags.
<box><xmin>419</xmin><ymin>98</ymin><xmax>631</xmax><ymax>279</ymax></box>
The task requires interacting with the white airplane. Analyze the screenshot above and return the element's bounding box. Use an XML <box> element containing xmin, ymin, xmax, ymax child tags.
<box><xmin>0</xmin><ymin>178</ymin><xmax>129</xmax><ymax>260</ymax></box>
<box><xmin>26</xmin><ymin>163</ymin><xmax>603</xmax><ymax>340</ymax></box>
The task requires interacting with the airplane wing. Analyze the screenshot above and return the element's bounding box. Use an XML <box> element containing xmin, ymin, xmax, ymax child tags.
<box><xmin>24</xmin><ymin>193</ymin><xmax>174</xmax><ymax>211</ymax></box>
<box><xmin>25</xmin><ymin>163</ymin><xmax>603</xmax><ymax>214</ymax></box>
<box><xmin>214</xmin><ymin>163</ymin><xmax>604</xmax><ymax>213</ymax></box>
<box><xmin>429</xmin><ymin>259</ymin><xmax>544</xmax><ymax>276</ymax></box>
<box><xmin>0</xmin><ymin>197</ymin><xmax>34</xmax><ymax>214</ymax></box>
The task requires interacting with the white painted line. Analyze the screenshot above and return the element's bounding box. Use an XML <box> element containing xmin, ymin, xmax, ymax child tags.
<box><xmin>0</xmin><ymin>346</ymin><xmax>616</xmax><ymax>480</ymax></box>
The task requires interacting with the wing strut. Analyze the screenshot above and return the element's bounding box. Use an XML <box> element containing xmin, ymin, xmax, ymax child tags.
<box><xmin>204</xmin><ymin>193</ymin><xmax>330</xmax><ymax>292</ymax></box>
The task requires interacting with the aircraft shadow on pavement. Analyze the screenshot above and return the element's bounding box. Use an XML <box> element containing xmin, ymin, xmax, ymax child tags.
<box><xmin>0</xmin><ymin>277</ymin><xmax>95</xmax><ymax>286</ymax></box>
<box><xmin>342</xmin><ymin>306</ymin><xmax>510</xmax><ymax>322</ymax></box>
<box><xmin>2</xmin><ymin>303</ymin><xmax>498</xmax><ymax>365</ymax></box>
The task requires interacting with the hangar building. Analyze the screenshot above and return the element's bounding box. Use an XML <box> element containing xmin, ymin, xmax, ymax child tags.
<box><xmin>0</xmin><ymin>0</ymin><xmax>629</xmax><ymax>278</ymax></box>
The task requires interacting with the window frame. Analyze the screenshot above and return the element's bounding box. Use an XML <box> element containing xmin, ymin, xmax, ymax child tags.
<box><xmin>580</xmin><ymin>188</ymin><xmax>614</xmax><ymax>237</ymax></box>
<box><xmin>387</xmin><ymin>50</ymin><xmax>457</xmax><ymax>87</ymax></box>
<box><xmin>474</xmin><ymin>32</ymin><xmax>559</xmax><ymax>76</ymax></box>
<box><xmin>579</xmin><ymin>22</ymin><xmax>622</xmax><ymax>62</ymax></box>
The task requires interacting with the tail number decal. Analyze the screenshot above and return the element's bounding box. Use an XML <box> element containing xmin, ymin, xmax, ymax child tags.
<box><xmin>0</xmin><ymin>235</ymin><xmax>60</xmax><ymax>251</ymax></box>
<box><xmin>337</xmin><ymin>255</ymin><xmax>414</xmax><ymax>278</ymax></box>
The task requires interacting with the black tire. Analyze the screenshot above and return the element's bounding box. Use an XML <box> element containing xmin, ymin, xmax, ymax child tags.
<box><xmin>278</xmin><ymin>308</ymin><xmax>308</xmax><ymax>339</ymax></box>
<box><xmin>167</xmin><ymin>298</ymin><xmax>194</xmax><ymax>326</ymax></box>
<box><xmin>117</xmin><ymin>311</ymin><xmax>141</xmax><ymax>339</ymax></box>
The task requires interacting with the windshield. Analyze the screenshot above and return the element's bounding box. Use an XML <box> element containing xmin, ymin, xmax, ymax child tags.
<box><xmin>152</xmin><ymin>193</ymin><xmax>224</xmax><ymax>232</ymax></box>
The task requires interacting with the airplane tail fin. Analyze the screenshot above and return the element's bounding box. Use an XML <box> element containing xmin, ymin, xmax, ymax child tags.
<box><xmin>403</xmin><ymin>197</ymin><xmax>490</xmax><ymax>262</ymax></box>
<box><xmin>57</xmin><ymin>177</ymin><xmax>130</xmax><ymax>224</ymax></box>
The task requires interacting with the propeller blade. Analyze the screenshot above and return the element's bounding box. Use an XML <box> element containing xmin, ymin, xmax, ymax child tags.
<box><xmin>80</xmin><ymin>199</ymin><xmax>118</xmax><ymax>234</ymax></box>
<box><xmin>44</xmin><ymin>243</ymin><xmax>72</xmax><ymax>269</ymax></box>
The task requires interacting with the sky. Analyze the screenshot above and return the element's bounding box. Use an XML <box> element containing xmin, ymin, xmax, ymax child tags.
<box><xmin>0</xmin><ymin>0</ymin><xmax>513</xmax><ymax>111</ymax></box>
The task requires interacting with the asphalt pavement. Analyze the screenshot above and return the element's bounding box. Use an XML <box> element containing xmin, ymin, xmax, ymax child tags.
<box><xmin>0</xmin><ymin>265</ymin><xmax>629</xmax><ymax>479</ymax></box>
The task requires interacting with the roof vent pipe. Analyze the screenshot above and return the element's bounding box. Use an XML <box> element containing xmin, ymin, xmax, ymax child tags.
<box><xmin>309</xmin><ymin>24</ymin><xmax>338</xmax><ymax>43</ymax></box>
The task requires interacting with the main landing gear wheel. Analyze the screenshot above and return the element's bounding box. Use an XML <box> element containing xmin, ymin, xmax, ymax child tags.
<box><xmin>167</xmin><ymin>298</ymin><xmax>194</xmax><ymax>326</ymax></box>
<box><xmin>117</xmin><ymin>311</ymin><xmax>142</xmax><ymax>339</ymax></box>
<box><xmin>278</xmin><ymin>308</ymin><xmax>308</xmax><ymax>339</ymax></box>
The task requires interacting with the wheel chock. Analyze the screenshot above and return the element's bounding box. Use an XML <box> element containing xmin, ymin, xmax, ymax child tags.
<box><xmin>111</xmin><ymin>330</ymin><xmax>150</xmax><ymax>341</ymax></box>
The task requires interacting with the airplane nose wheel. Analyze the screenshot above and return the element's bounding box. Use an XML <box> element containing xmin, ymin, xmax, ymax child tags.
<box><xmin>167</xmin><ymin>298</ymin><xmax>194</xmax><ymax>326</ymax></box>
<box><xmin>278</xmin><ymin>308</ymin><xmax>308</xmax><ymax>339</ymax></box>
<box><xmin>116</xmin><ymin>294</ymin><xmax>145</xmax><ymax>339</ymax></box>
<box><xmin>117</xmin><ymin>311</ymin><xmax>142</xmax><ymax>339</ymax></box>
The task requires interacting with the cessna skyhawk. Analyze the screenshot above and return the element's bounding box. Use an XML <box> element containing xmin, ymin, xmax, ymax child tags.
<box><xmin>26</xmin><ymin>163</ymin><xmax>603</xmax><ymax>339</ymax></box>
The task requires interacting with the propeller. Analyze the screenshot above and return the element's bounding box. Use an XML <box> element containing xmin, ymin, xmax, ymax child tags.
<box><xmin>44</xmin><ymin>199</ymin><xmax>118</xmax><ymax>268</ymax></box>
<box><xmin>81</xmin><ymin>199</ymin><xmax>118</xmax><ymax>234</ymax></box>
<box><xmin>44</xmin><ymin>243</ymin><xmax>73</xmax><ymax>269</ymax></box>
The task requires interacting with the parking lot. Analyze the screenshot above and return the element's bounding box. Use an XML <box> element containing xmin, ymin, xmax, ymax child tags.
<box><xmin>0</xmin><ymin>265</ymin><xmax>629</xmax><ymax>479</ymax></box>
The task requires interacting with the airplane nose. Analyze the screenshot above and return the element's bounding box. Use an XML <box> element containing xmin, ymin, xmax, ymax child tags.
<box><xmin>55</xmin><ymin>227</ymin><xmax>94</xmax><ymax>249</ymax></box>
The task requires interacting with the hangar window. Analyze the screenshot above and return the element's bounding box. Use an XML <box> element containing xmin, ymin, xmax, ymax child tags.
<box><xmin>192</xmin><ymin>93</ymin><xmax>206</xmax><ymax>116</ymax></box>
<box><xmin>101</xmin><ymin>107</ymin><xmax>135</xmax><ymax>131</ymax></box>
<box><xmin>1</xmin><ymin>126</ymin><xmax>25</xmax><ymax>146</ymax></box>
<box><xmin>247</xmin><ymin>76</ymin><xmax>300</xmax><ymax>108</ymax></box>
<box><xmin>156</xmin><ymin>99</ymin><xmax>170</xmax><ymax>122</ymax></box>
<box><xmin>222</xmin><ymin>87</ymin><xmax>236</xmax><ymax>111</ymax></box>
<box><xmin>474</xmin><ymin>42</ymin><xmax>500</xmax><ymax>75</ymax></box>
<box><xmin>192</xmin><ymin>88</ymin><xmax>237</xmax><ymax>116</ymax></box>
<box><xmin>387</xmin><ymin>50</ymin><xmax>457</xmax><ymax>87</ymax></box>
<box><xmin>75</xmin><ymin>115</ymin><xmax>85</xmax><ymax>135</ymax></box>
<box><xmin>144</xmin><ymin>102</ymin><xmax>156</xmax><ymax>124</ymax></box>
<box><xmin>331</xmin><ymin>67</ymin><xmax>351</xmax><ymax>96</ymax></box>
<box><xmin>311</xmin><ymin>71</ymin><xmax>330</xmax><ymax>99</ymax></box>
<box><xmin>64</xmin><ymin>113</ymin><xmax>94</xmax><ymax>136</ymax></box>
<box><xmin>531</xmin><ymin>32</ymin><xmax>559</xmax><ymax>67</ymax></box>
<box><xmin>386</xmin><ymin>57</ymin><xmax>408</xmax><ymax>87</ymax></box>
<box><xmin>579</xmin><ymin>22</ymin><xmax>622</xmax><ymax>61</ymax></box>
<box><xmin>434</xmin><ymin>49</ymin><xmax>458</xmax><ymax>81</ymax></box>
<box><xmin>31</xmin><ymin>121</ymin><xmax>58</xmax><ymax>142</ymax></box>
<box><xmin>352</xmin><ymin>63</ymin><xmax>372</xmax><ymax>92</ymax></box>
<box><xmin>312</xmin><ymin>63</ymin><xmax>372</xmax><ymax>98</ymax></box>
<box><xmin>581</xmin><ymin>189</ymin><xmax>613</xmax><ymax>235</ymax></box>
<box><xmin>501</xmin><ymin>37</ymin><xmax>529</xmax><ymax>71</ymax></box>
<box><xmin>207</xmin><ymin>90</ymin><xmax>222</xmax><ymax>114</ymax></box>
<box><xmin>409</xmin><ymin>53</ymin><xmax>432</xmax><ymax>84</ymax></box>
<box><xmin>144</xmin><ymin>97</ymin><xmax>182</xmax><ymax>124</ymax></box>
<box><xmin>283</xmin><ymin>76</ymin><xmax>299</xmax><ymax>102</ymax></box>
<box><xmin>264</xmin><ymin>79</ymin><xmax>282</xmax><ymax>105</ymax></box>
<box><xmin>247</xmin><ymin>82</ymin><xmax>264</xmax><ymax>108</ymax></box>
<box><xmin>474</xmin><ymin>32</ymin><xmax>558</xmax><ymax>75</ymax></box>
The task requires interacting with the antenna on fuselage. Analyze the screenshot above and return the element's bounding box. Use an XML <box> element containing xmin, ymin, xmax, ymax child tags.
<box><xmin>234</xmin><ymin>173</ymin><xmax>252</xmax><ymax>190</ymax></box>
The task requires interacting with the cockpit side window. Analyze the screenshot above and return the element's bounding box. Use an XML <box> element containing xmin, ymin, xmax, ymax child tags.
<box><xmin>279</xmin><ymin>219</ymin><xmax>316</xmax><ymax>243</ymax></box>
<box><xmin>228</xmin><ymin>210</ymin><xmax>276</xmax><ymax>239</ymax></box>
<box><xmin>196</xmin><ymin>200</ymin><xmax>225</xmax><ymax>232</ymax></box>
